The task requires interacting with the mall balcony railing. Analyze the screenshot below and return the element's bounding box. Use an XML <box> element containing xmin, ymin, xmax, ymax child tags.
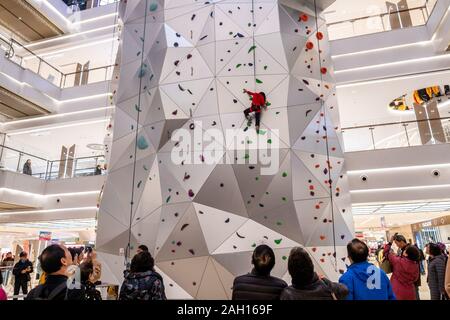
<box><xmin>342</xmin><ymin>115</ymin><xmax>450</xmax><ymax>152</ymax></box>
<box><xmin>1</xmin><ymin>37</ymin><xmax>117</xmax><ymax>89</ymax></box>
<box><xmin>326</xmin><ymin>0</ymin><xmax>438</xmax><ymax>40</ymax></box>
<box><xmin>66</xmin><ymin>0</ymin><xmax>120</xmax><ymax>11</ymax></box>
<box><xmin>0</xmin><ymin>144</ymin><xmax>105</xmax><ymax>181</ymax></box>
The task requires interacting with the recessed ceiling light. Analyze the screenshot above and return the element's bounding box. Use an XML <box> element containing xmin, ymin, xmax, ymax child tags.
<box><xmin>30</xmin><ymin>131</ymin><xmax>51</xmax><ymax>137</ymax></box>
<box><xmin>87</xmin><ymin>143</ymin><xmax>105</xmax><ymax>151</ymax></box>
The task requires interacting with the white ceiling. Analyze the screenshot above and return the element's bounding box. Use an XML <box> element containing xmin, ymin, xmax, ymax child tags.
<box><xmin>353</xmin><ymin>200</ymin><xmax>450</xmax><ymax>215</ymax></box>
<box><xmin>354</xmin><ymin>210</ymin><xmax>448</xmax><ymax>229</ymax></box>
<box><xmin>5</xmin><ymin>118</ymin><xmax>109</xmax><ymax>160</ymax></box>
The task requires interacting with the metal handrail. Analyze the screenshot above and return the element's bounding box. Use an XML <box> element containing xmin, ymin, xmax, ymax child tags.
<box><xmin>0</xmin><ymin>37</ymin><xmax>14</xmax><ymax>58</ymax></box>
<box><xmin>63</xmin><ymin>64</ymin><xmax>117</xmax><ymax>77</ymax></box>
<box><xmin>0</xmin><ymin>144</ymin><xmax>48</xmax><ymax>162</ymax></box>
<box><xmin>10</xmin><ymin>38</ymin><xmax>62</xmax><ymax>77</ymax></box>
<box><xmin>342</xmin><ymin>115</ymin><xmax>450</xmax><ymax>131</ymax></box>
<box><xmin>0</xmin><ymin>143</ymin><xmax>105</xmax><ymax>180</ymax></box>
<box><xmin>3</xmin><ymin>38</ymin><xmax>116</xmax><ymax>88</ymax></box>
<box><xmin>326</xmin><ymin>3</ymin><xmax>430</xmax><ymax>27</ymax></box>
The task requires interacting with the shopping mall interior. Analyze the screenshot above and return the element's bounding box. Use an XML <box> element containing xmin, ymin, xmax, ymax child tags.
<box><xmin>0</xmin><ymin>0</ymin><xmax>450</xmax><ymax>301</ymax></box>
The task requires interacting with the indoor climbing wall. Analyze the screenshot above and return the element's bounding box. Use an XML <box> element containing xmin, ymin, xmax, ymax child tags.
<box><xmin>97</xmin><ymin>0</ymin><xmax>354</xmax><ymax>299</ymax></box>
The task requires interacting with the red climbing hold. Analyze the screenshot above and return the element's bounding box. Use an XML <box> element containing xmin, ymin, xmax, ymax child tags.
<box><xmin>316</xmin><ymin>32</ymin><xmax>324</xmax><ymax>40</ymax></box>
<box><xmin>299</xmin><ymin>14</ymin><xmax>308</xmax><ymax>22</ymax></box>
<box><xmin>321</xmin><ymin>67</ymin><xmax>328</xmax><ymax>74</ymax></box>
<box><xmin>306</xmin><ymin>41</ymin><xmax>314</xmax><ymax>50</ymax></box>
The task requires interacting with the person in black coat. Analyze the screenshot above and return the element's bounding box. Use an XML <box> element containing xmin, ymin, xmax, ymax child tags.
<box><xmin>281</xmin><ymin>247</ymin><xmax>348</xmax><ymax>300</ymax></box>
<box><xmin>12</xmin><ymin>252</ymin><xmax>33</xmax><ymax>299</ymax></box>
<box><xmin>22</xmin><ymin>159</ymin><xmax>32</xmax><ymax>176</ymax></box>
<box><xmin>427</xmin><ymin>243</ymin><xmax>448</xmax><ymax>300</ymax></box>
<box><xmin>26</xmin><ymin>244</ymin><xmax>84</xmax><ymax>300</ymax></box>
<box><xmin>232</xmin><ymin>245</ymin><xmax>287</xmax><ymax>300</ymax></box>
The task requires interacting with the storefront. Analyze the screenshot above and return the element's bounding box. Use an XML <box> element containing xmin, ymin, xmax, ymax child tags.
<box><xmin>411</xmin><ymin>215</ymin><xmax>450</xmax><ymax>248</ymax></box>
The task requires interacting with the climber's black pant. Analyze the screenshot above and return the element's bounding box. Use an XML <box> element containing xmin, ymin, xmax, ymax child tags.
<box><xmin>244</xmin><ymin>107</ymin><xmax>261</xmax><ymax>127</ymax></box>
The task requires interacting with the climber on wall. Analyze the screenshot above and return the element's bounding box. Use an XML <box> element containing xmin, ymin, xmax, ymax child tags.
<box><xmin>243</xmin><ymin>89</ymin><xmax>268</xmax><ymax>133</ymax></box>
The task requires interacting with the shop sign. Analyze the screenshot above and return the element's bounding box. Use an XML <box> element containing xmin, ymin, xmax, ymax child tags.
<box><xmin>411</xmin><ymin>215</ymin><xmax>450</xmax><ymax>231</ymax></box>
<box><xmin>39</xmin><ymin>231</ymin><xmax>52</xmax><ymax>241</ymax></box>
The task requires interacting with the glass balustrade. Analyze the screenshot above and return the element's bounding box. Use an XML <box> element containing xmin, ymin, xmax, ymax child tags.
<box><xmin>0</xmin><ymin>144</ymin><xmax>105</xmax><ymax>180</ymax></box>
<box><xmin>0</xmin><ymin>37</ymin><xmax>117</xmax><ymax>89</ymax></box>
<box><xmin>342</xmin><ymin>116</ymin><xmax>450</xmax><ymax>152</ymax></box>
<box><xmin>326</xmin><ymin>0</ymin><xmax>438</xmax><ymax>40</ymax></box>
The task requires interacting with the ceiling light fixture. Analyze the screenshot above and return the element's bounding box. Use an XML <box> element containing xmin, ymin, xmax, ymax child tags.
<box><xmin>7</xmin><ymin>119</ymin><xmax>109</xmax><ymax>136</ymax></box>
<box><xmin>334</xmin><ymin>54</ymin><xmax>450</xmax><ymax>74</ymax></box>
<box><xmin>0</xmin><ymin>207</ymin><xmax>98</xmax><ymax>216</ymax></box>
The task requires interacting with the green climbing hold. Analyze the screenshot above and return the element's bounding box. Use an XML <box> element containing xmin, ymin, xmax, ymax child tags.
<box><xmin>251</xmin><ymin>243</ymin><xmax>256</xmax><ymax>248</ymax></box>
<box><xmin>236</xmin><ymin>64</ymin><xmax>242</xmax><ymax>68</ymax></box>
<box><xmin>267</xmin><ymin>139</ymin><xmax>272</xmax><ymax>144</ymax></box>
<box><xmin>135</xmin><ymin>104</ymin><xmax>141</xmax><ymax>112</ymax></box>
<box><xmin>266</xmin><ymin>101</ymin><xmax>271</xmax><ymax>107</ymax></box>
<box><xmin>149</xmin><ymin>3</ymin><xmax>158</xmax><ymax>11</ymax></box>
<box><xmin>274</xmin><ymin>239</ymin><xmax>282</xmax><ymax>245</ymax></box>
<box><xmin>244</xmin><ymin>153</ymin><xmax>250</xmax><ymax>159</ymax></box>
<box><xmin>248</xmin><ymin>45</ymin><xmax>257</xmax><ymax>53</ymax></box>
<box><xmin>264</xmin><ymin>65</ymin><xmax>268</xmax><ymax>70</ymax></box>
<box><xmin>282</xmin><ymin>256</ymin><xmax>287</xmax><ymax>261</ymax></box>
<box><xmin>282</xmin><ymin>172</ymin><xmax>288</xmax><ymax>177</ymax></box>
<box><xmin>255</xmin><ymin>78</ymin><xmax>263</xmax><ymax>84</ymax></box>
<box><xmin>276</xmin><ymin>221</ymin><xmax>282</xmax><ymax>226</ymax></box>
<box><xmin>166</xmin><ymin>196</ymin><xmax>171</xmax><ymax>203</ymax></box>
<box><xmin>282</xmin><ymin>197</ymin><xmax>287</xmax><ymax>202</ymax></box>
<box><xmin>137</xmin><ymin>136</ymin><xmax>149</xmax><ymax>150</ymax></box>
<box><xmin>255</xmin><ymin>177</ymin><xmax>259</xmax><ymax>181</ymax></box>
<box><xmin>258</xmin><ymin>129</ymin><xmax>266</xmax><ymax>135</ymax></box>
<box><xmin>143</xmin><ymin>165</ymin><xmax>148</xmax><ymax>171</ymax></box>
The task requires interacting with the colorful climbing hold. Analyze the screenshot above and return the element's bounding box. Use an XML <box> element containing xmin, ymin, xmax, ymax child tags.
<box><xmin>137</xmin><ymin>136</ymin><xmax>149</xmax><ymax>150</ymax></box>
<box><xmin>149</xmin><ymin>2</ymin><xmax>158</xmax><ymax>12</ymax></box>
<box><xmin>248</xmin><ymin>45</ymin><xmax>256</xmax><ymax>54</ymax></box>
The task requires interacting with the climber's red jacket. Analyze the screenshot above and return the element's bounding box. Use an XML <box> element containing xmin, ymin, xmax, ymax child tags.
<box><xmin>245</xmin><ymin>90</ymin><xmax>266</xmax><ymax>113</ymax></box>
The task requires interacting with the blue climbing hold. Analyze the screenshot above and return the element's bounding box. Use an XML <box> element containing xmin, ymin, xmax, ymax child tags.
<box><xmin>137</xmin><ymin>136</ymin><xmax>149</xmax><ymax>150</ymax></box>
<box><xmin>138</xmin><ymin>64</ymin><xmax>147</xmax><ymax>78</ymax></box>
<box><xmin>149</xmin><ymin>3</ymin><xmax>158</xmax><ymax>12</ymax></box>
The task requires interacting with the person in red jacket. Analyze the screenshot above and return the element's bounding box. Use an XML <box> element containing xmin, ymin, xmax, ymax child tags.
<box><xmin>383</xmin><ymin>237</ymin><xmax>420</xmax><ymax>300</ymax></box>
<box><xmin>243</xmin><ymin>89</ymin><xmax>267</xmax><ymax>133</ymax></box>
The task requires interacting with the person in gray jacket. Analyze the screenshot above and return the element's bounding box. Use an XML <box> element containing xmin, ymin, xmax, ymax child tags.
<box><xmin>427</xmin><ymin>243</ymin><xmax>448</xmax><ymax>300</ymax></box>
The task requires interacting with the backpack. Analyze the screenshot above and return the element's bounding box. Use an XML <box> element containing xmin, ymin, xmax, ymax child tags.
<box><xmin>26</xmin><ymin>282</ymin><xmax>68</xmax><ymax>301</ymax></box>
